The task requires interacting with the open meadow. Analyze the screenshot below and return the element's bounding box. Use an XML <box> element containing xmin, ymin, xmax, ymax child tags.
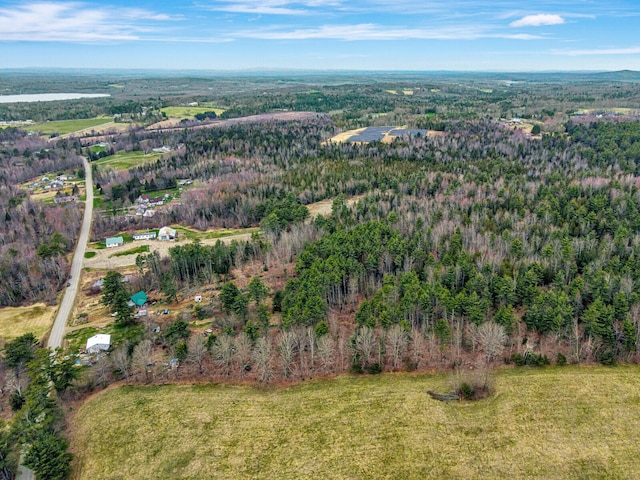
<box><xmin>0</xmin><ymin>303</ymin><xmax>56</xmax><ymax>340</ymax></box>
<box><xmin>32</xmin><ymin>117</ymin><xmax>113</xmax><ymax>135</ymax></box>
<box><xmin>161</xmin><ymin>105</ymin><xmax>226</xmax><ymax>119</ymax></box>
<box><xmin>93</xmin><ymin>151</ymin><xmax>162</xmax><ymax>170</ymax></box>
<box><xmin>71</xmin><ymin>366</ymin><xmax>640</xmax><ymax>479</ymax></box>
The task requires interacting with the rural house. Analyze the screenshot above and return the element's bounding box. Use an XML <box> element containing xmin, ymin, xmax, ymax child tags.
<box><xmin>105</xmin><ymin>236</ymin><xmax>124</xmax><ymax>248</ymax></box>
<box><xmin>130</xmin><ymin>291</ymin><xmax>149</xmax><ymax>307</ymax></box>
<box><xmin>86</xmin><ymin>334</ymin><xmax>111</xmax><ymax>353</ymax></box>
<box><xmin>158</xmin><ymin>226</ymin><xmax>177</xmax><ymax>241</ymax></box>
<box><xmin>133</xmin><ymin>231</ymin><xmax>157</xmax><ymax>241</ymax></box>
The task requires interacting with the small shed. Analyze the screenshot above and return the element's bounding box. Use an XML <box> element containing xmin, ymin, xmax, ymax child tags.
<box><xmin>194</xmin><ymin>295</ymin><xmax>202</xmax><ymax>303</ymax></box>
<box><xmin>106</xmin><ymin>236</ymin><xmax>124</xmax><ymax>248</ymax></box>
<box><xmin>86</xmin><ymin>334</ymin><xmax>111</xmax><ymax>353</ymax></box>
<box><xmin>130</xmin><ymin>291</ymin><xmax>148</xmax><ymax>307</ymax></box>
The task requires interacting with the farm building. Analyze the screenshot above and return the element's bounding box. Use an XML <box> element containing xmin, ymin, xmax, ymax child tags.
<box><xmin>130</xmin><ymin>291</ymin><xmax>148</xmax><ymax>307</ymax></box>
<box><xmin>106</xmin><ymin>236</ymin><xmax>124</xmax><ymax>248</ymax></box>
<box><xmin>86</xmin><ymin>334</ymin><xmax>111</xmax><ymax>353</ymax></box>
<box><xmin>133</xmin><ymin>231</ymin><xmax>157</xmax><ymax>241</ymax></box>
<box><xmin>158</xmin><ymin>226</ymin><xmax>177</xmax><ymax>241</ymax></box>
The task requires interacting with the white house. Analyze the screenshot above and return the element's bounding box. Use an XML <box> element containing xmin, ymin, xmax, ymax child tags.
<box><xmin>158</xmin><ymin>226</ymin><xmax>177</xmax><ymax>241</ymax></box>
<box><xmin>105</xmin><ymin>236</ymin><xmax>124</xmax><ymax>248</ymax></box>
<box><xmin>133</xmin><ymin>231</ymin><xmax>157</xmax><ymax>241</ymax></box>
<box><xmin>86</xmin><ymin>334</ymin><xmax>111</xmax><ymax>353</ymax></box>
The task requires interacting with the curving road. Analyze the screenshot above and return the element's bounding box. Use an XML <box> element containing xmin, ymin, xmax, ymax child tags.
<box><xmin>47</xmin><ymin>156</ymin><xmax>93</xmax><ymax>349</ymax></box>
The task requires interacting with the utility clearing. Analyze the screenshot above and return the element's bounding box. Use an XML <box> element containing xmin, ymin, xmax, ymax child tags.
<box><xmin>71</xmin><ymin>366</ymin><xmax>640</xmax><ymax>480</ymax></box>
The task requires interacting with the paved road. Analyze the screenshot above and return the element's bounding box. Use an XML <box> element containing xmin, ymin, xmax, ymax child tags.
<box><xmin>48</xmin><ymin>156</ymin><xmax>93</xmax><ymax>349</ymax></box>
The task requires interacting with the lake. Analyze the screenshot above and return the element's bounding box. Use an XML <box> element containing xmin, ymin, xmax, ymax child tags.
<box><xmin>0</xmin><ymin>93</ymin><xmax>110</xmax><ymax>104</ymax></box>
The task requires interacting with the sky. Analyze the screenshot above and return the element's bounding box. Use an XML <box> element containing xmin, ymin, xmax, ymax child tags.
<box><xmin>0</xmin><ymin>0</ymin><xmax>639</xmax><ymax>71</ymax></box>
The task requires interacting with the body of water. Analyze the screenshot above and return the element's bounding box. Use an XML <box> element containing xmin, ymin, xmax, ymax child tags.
<box><xmin>0</xmin><ymin>93</ymin><xmax>110</xmax><ymax>104</ymax></box>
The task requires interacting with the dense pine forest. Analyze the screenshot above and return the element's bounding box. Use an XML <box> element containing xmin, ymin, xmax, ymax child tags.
<box><xmin>3</xmin><ymin>73</ymin><xmax>640</xmax><ymax>378</ymax></box>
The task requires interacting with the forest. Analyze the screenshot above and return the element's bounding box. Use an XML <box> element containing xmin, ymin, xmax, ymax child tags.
<box><xmin>0</xmin><ymin>129</ymin><xmax>83</xmax><ymax>306</ymax></box>
<box><xmin>86</xmin><ymin>112</ymin><xmax>640</xmax><ymax>384</ymax></box>
<box><xmin>1</xmin><ymin>71</ymin><xmax>640</xmax><ymax>479</ymax></box>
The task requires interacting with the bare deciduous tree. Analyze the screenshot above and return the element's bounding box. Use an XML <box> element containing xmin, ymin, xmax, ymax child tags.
<box><xmin>471</xmin><ymin>322</ymin><xmax>507</xmax><ymax>362</ymax></box>
<box><xmin>212</xmin><ymin>334</ymin><xmax>236</xmax><ymax>376</ymax></box>
<box><xmin>352</xmin><ymin>326</ymin><xmax>376</xmax><ymax>366</ymax></box>
<box><xmin>132</xmin><ymin>339</ymin><xmax>153</xmax><ymax>382</ymax></box>
<box><xmin>410</xmin><ymin>327</ymin><xmax>426</xmax><ymax>369</ymax></box>
<box><xmin>111</xmin><ymin>345</ymin><xmax>131</xmax><ymax>381</ymax></box>
<box><xmin>187</xmin><ymin>334</ymin><xmax>208</xmax><ymax>374</ymax></box>
<box><xmin>235</xmin><ymin>332</ymin><xmax>253</xmax><ymax>376</ymax></box>
<box><xmin>386</xmin><ymin>324</ymin><xmax>408</xmax><ymax>370</ymax></box>
<box><xmin>253</xmin><ymin>336</ymin><xmax>272</xmax><ymax>383</ymax></box>
<box><xmin>317</xmin><ymin>335</ymin><xmax>335</xmax><ymax>374</ymax></box>
<box><xmin>278</xmin><ymin>330</ymin><xmax>297</xmax><ymax>378</ymax></box>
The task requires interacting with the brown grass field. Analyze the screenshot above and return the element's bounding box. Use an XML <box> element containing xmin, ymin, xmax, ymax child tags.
<box><xmin>0</xmin><ymin>303</ymin><xmax>56</xmax><ymax>340</ymax></box>
<box><xmin>71</xmin><ymin>366</ymin><xmax>640</xmax><ymax>479</ymax></box>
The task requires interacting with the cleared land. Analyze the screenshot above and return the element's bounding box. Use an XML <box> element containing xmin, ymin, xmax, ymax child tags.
<box><xmin>161</xmin><ymin>106</ymin><xmax>226</xmax><ymax>119</ymax></box>
<box><xmin>93</xmin><ymin>151</ymin><xmax>162</xmax><ymax>170</ymax></box>
<box><xmin>71</xmin><ymin>366</ymin><xmax>640</xmax><ymax>479</ymax></box>
<box><xmin>0</xmin><ymin>303</ymin><xmax>56</xmax><ymax>340</ymax></box>
<box><xmin>32</xmin><ymin>118</ymin><xmax>113</xmax><ymax>135</ymax></box>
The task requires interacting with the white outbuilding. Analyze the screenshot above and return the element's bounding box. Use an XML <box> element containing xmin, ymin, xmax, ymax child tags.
<box><xmin>86</xmin><ymin>334</ymin><xmax>111</xmax><ymax>353</ymax></box>
<box><xmin>158</xmin><ymin>226</ymin><xmax>177</xmax><ymax>241</ymax></box>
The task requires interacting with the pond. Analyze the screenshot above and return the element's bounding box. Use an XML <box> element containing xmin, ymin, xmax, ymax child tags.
<box><xmin>0</xmin><ymin>93</ymin><xmax>110</xmax><ymax>103</ymax></box>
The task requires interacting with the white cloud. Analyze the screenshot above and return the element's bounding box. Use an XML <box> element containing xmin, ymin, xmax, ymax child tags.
<box><xmin>510</xmin><ymin>14</ymin><xmax>564</xmax><ymax>27</ymax></box>
<box><xmin>0</xmin><ymin>2</ymin><xmax>176</xmax><ymax>42</ymax></box>
<box><xmin>201</xmin><ymin>0</ymin><xmax>342</xmax><ymax>15</ymax></box>
<box><xmin>237</xmin><ymin>23</ymin><xmax>541</xmax><ymax>41</ymax></box>
<box><xmin>555</xmin><ymin>46</ymin><xmax>640</xmax><ymax>56</ymax></box>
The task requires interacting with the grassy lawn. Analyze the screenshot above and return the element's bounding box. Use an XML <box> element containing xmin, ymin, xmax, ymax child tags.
<box><xmin>110</xmin><ymin>245</ymin><xmax>149</xmax><ymax>258</ymax></box>
<box><xmin>32</xmin><ymin>118</ymin><xmax>113</xmax><ymax>135</ymax></box>
<box><xmin>93</xmin><ymin>151</ymin><xmax>162</xmax><ymax>171</ymax></box>
<box><xmin>65</xmin><ymin>322</ymin><xmax>143</xmax><ymax>352</ymax></box>
<box><xmin>161</xmin><ymin>106</ymin><xmax>226</xmax><ymax>119</ymax></box>
<box><xmin>84</xmin><ymin>251</ymin><xmax>96</xmax><ymax>259</ymax></box>
<box><xmin>0</xmin><ymin>303</ymin><xmax>56</xmax><ymax>340</ymax></box>
<box><xmin>71</xmin><ymin>366</ymin><xmax>640</xmax><ymax>479</ymax></box>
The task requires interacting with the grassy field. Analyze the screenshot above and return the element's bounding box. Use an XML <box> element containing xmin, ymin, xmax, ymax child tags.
<box><xmin>71</xmin><ymin>366</ymin><xmax>640</xmax><ymax>479</ymax></box>
<box><xmin>93</xmin><ymin>151</ymin><xmax>162</xmax><ymax>170</ymax></box>
<box><xmin>161</xmin><ymin>105</ymin><xmax>226</xmax><ymax>119</ymax></box>
<box><xmin>111</xmin><ymin>245</ymin><xmax>149</xmax><ymax>257</ymax></box>
<box><xmin>0</xmin><ymin>303</ymin><xmax>56</xmax><ymax>340</ymax></box>
<box><xmin>172</xmin><ymin>225</ymin><xmax>258</xmax><ymax>241</ymax></box>
<box><xmin>32</xmin><ymin>118</ymin><xmax>112</xmax><ymax>135</ymax></box>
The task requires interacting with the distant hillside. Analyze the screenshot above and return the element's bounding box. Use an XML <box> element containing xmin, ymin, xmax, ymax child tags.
<box><xmin>587</xmin><ymin>70</ymin><xmax>640</xmax><ymax>82</ymax></box>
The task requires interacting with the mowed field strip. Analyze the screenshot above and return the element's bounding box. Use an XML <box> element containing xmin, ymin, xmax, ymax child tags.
<box><xmin>71</xmin><ymin>366</ymin><xmax>640</xmax><ymax>480</ymax></box>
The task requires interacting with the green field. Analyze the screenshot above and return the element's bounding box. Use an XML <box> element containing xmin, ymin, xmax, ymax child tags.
<box><xmin>94</xmin><ymin>151</ymin><xmax>162</xmax><ymax>170</ymax></box>
<box><xmin>32</xmin><ymin>118</ymin><xmax>113</xmax><ymax>135</ymax></box>
<box><xmin>71</xmin><ymin>366</ymin><xmax>640</xmax><ymax>479</ymax></box>
<box><xmin>161</xmin><ymin>105</ymin><xmax>226</xmax><ymax>119</ymax></box>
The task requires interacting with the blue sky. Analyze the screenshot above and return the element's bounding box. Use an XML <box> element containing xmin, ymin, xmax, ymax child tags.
<box><xmin>0</xmin><ymin>0</ymin><xmax>638</xmax><ymax>71</ymax></box>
